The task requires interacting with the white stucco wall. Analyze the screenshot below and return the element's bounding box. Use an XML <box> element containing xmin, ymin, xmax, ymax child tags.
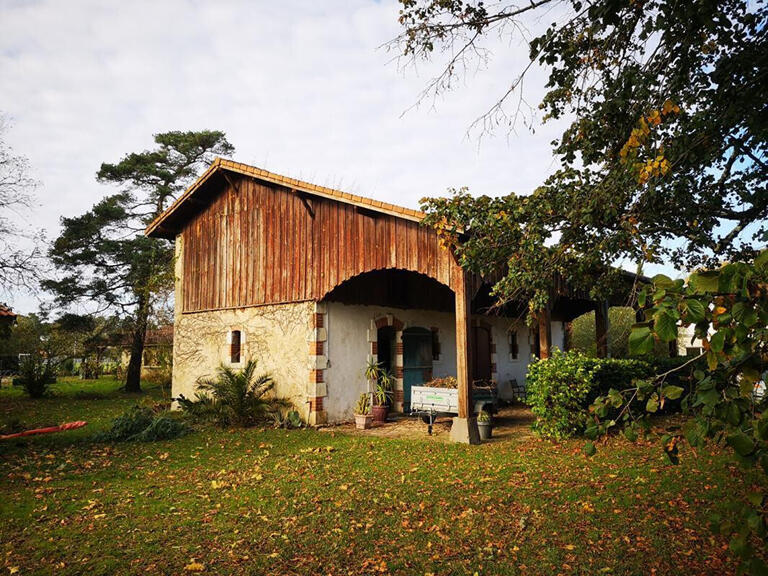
<box><xmin>323</xmin><ymin>302</ymin><xmax>566</xmax><ymax>422</ymax></box>
<box><xmin>172</xmin><ymin>302</ymin><xmax>313</xmax><ymax>419</ymax></box>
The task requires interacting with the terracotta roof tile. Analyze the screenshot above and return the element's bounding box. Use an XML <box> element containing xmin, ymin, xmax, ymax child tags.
<box><xmin>0</xmin><ymin>304</ymin><xmax>16</xmax><ymax>318</ymax></box>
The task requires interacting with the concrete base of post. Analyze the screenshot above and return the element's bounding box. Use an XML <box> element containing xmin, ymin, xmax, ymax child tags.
<box><xmin>449</xmin><ymin>416</ymin><xmax>481</xmax><ymax>444</ymax></box>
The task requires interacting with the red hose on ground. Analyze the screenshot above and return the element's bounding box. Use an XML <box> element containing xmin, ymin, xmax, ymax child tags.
<box><xmin>0</xmin><ymin>421</ymin><xmax>87</xmax><ymax>440</ymax></box>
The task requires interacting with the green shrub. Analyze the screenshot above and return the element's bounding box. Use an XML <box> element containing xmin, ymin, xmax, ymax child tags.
<box><xmin>272</xmin><ymin>409</ymin><xmax>304</xmax><ymax>429</ymax></box>
<box><xmin>96</xmin><ymin>406</ymin><xmax>190</xmax><ymax>442</ymax></box>
<box><xmin>16</xmin><ymin>355</ymin><xmax>57</xmax><ymax>398</ymax></box>
<box><xmin>527</xmin><ymin>350</ymin><xmax>660</xmax><ymax>439</ymax></box>
<box><xmin>527</xmin><ymin>350</ymin><xmax>596</xmax><ymax>439</ymax></box>
<box><xmin>179</xmin><ymin>361</ymin><xmax>287</xmax><ymax>427</ymax></box>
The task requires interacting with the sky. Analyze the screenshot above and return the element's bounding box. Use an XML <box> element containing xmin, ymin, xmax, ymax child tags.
<box><xmin>0</xmin><ymin>0</ymin><xmax>674</xmax><ymax>314</ymax></box>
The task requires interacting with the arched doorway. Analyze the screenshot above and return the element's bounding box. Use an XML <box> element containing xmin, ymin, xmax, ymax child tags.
<box><xmin>402</xmin><ymin>327</ymin><xmax>433</xmax><ymax>410</ymax></box>
<box><xmin>376</xmin><ymin>325</ymin><xmax>396</xmax><ymax>377</ymax></box>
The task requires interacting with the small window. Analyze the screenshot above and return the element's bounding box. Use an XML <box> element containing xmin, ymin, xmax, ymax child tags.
<box><xmin>509</xmin><ymin>330</ymin><xmax>519</xmax><ymax>360</ymax></box>
<box><xmin>686</xmin><ymin>346</ymin><xmax>701</xmax><ymax>357</ymax></box>
<box><xmin>431</xmin><ymin>327</ymin><xmax>441</xmax><ymax>361</ymax></box>
<box><xmin>230</xmin><ymin>330</ymin><xmax>242</xmax><ymax>364</ymax></box>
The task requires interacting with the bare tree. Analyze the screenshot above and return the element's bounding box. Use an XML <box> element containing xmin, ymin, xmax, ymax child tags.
<box><xmin>0</xmin><ymin>114</ymin><xmax>43</xmax><ymax>292</ymax></box>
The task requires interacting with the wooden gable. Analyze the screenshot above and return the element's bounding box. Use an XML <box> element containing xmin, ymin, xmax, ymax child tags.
<box><xmin>177</xmin><ymin>172</ymin><xmax>456</xmax><ymax>313</ymax></box>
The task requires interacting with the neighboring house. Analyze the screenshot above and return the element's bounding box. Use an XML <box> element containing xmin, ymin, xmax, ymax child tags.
<box><xmin>120</xmin><ymin>326</ymin><xmax>173</xmax><ymax>378</ymax></box>
<box><xmin>146</xmin><ymin>158</ymin><xmax>634</xmax><ymax>425</ymax></box>
<box><xmin>0</xmin><ymin>304</ymin><xmax>17</xmax><ymax>338</ymax></box>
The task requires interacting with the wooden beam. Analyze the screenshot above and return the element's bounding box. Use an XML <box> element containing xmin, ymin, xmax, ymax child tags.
<box><xmin>453</xmin><ymin>263</ymin><xmax>473</xmax><ymax>419</ymax></box>
<box><xmin>538</xmin><ymin>305</ymin><xmax>552</xmax><ymax>359</ymax></box>
<box><xmin>222</xmin><ymin>172</ymin><xmax>240</xmax><ymax>194</ymax></box>
<box><xmin>595</xmin><ymin>300</ymin><xmax>610</xmax><ymax>358</ymax></box>
<box><xmin>301</xmin><ymin>198</ymin><xmax>315</xmax><ymax>218</ymax></box>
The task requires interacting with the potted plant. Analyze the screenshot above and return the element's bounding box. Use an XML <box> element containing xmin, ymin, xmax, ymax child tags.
<box><xmin>477</xmin><ymin>410</ymin><xmax>492</xmax><ymax>440</ymax></box>
<box><xmin>364</xmin><ymin>358</ymin><xmax>381</xmax><ymax>384</ymax></box>
<box><xmin>365</xmin><ymin>359</ymin><xmax>393</xmax><ymax>423</ymax></box>
<box><xmin>371</xmin><ymin>373</ymin><xmax>393</xmax><ymax>423</ymax></box>
<box><xmin>354</xmin><ymin>393</ymin><xmax>372</xmax><ymax>430</ymax></box>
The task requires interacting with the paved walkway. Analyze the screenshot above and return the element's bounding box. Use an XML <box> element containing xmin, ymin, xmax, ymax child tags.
<box><xmin>323</xmin><ymin>403</ymin><xmax>536</xmax><ymax>443</ymax></box>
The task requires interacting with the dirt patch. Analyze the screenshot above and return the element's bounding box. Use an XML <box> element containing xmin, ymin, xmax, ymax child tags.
<box><xmin>321</xmin><ymin>403</ymin><xmax>536</xmax><ymax>443</ymax></box>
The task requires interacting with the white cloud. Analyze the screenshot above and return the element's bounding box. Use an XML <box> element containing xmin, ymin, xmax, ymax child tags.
<box><xmin>0</xmin><ymin>0</ymin><xmax>574</xmax><ymax>313</ymax></box>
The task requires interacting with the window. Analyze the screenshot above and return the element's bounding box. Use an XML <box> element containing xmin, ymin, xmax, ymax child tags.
<box><xmin>509</xmin><ymin>330</ymin><xmax>519</xmax><ymax>360</ymax></box>
<box><xmin>230</xmin><ymin>330</ymin><xmax>242</xmax><ymax>364</ymax></box>
<box><xmin>686</xmin><ymin>346</ymin><xmax>702</xmax><ymax>357</ymax></box>
<box><xmin>431</xmin><ymin>327</ymin><xmax>441</xmax><ymax>361</ymax></box>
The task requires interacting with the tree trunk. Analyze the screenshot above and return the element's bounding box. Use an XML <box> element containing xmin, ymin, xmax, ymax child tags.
<box><xmin>124</xmin><ymin>293</ymin><xmax>149</xmax><ymax>393</ymax></box>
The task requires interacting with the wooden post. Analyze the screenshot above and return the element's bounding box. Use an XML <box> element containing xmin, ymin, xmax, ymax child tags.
<box><xmin>595</xmin><ymin>300</ymin><xmax>610</xmax><ymax>358</ymax></box>
<box><xmin>537</xmin><ymin>306</ymin><xmax>552</xmax><ymax>359</ymax></box>
<box><xmin>453</xmin><ymin>264</ymin><xmax>473</xmax><ymax>419</ymax></box>
<box><xmin>450</xmin><ymin>262</ymin><xmax>480</xmax><ymax>444</ymax></box>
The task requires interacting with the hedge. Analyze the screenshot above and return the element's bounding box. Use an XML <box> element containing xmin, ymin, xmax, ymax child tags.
<box><xmin>526</xmin><ymin>349</ymin><xmax>699</xmax><ymax>439</ymax></box>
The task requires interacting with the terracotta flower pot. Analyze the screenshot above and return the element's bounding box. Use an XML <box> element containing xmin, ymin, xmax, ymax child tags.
<box><xmin>355</xmin><ymin>414</ymin><xmax>373</xmax><ymax>430</ymax></box>
<box><xmin>371</xmin><ymin>404</ymin><xmax>389</xmax><ymax>423</ymax></box>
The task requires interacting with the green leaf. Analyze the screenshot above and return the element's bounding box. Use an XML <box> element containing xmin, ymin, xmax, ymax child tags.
<box><xmin>652</xmin><ymin>274</ymin><xmax>674</xmax><ymax>289</ymax></box>
<box><xmin>729</xmin><ymin>533</ymin><xmax>751</xmax><ymax>558</ymax></box>
<box><xmin>757</xmin><ymin>417</ymin><xmax>768</xmax><ymax>441</ymax></box>
<box><xmin>661</xmin><ymin>385</ymin><xmax>684</xmax><ymax>400</ymax></box>
<box><xmin>583</xmin><ymin>441</ymin><xmax>596</xmax><ymax>457</ymax></box>
<box><xmin>646</xmin><ymin>394</ymin><xmax>659</xmax><ymax>413</ymax></box>
<box><xmin>726</xmin><ymin>432</ymin><xmax>755</xmax><ymax>457</ymax></box>
<box><xmin>684</xmin><ymin>298</ymin><xmax>706</xmax><ymax>323</ymax></box>
<box><xmin>709</xmin><ymin>330</ymin><xmax>725</xmax><ymax>353</ymax></box>
<box><xmin>690</xmin><ymin>270</ymin><xmax>720</xmax><ymax>293</ymax></box>
<box><xmin>653</xmin><ymin>309</ymin><xmax>679</xmax><ymax>342</ymax></box>
<box><xmin>706</xmin><ymin>349</ymin><xmax>719</xmax><ymax>371</ymax></box>
<box><xmin>747</xmin><ymin>491</ymin><xmax>764</xmax><ymax>507</ymax></box>
<box><xmin>718</xmin><ymin>264</ymin><xmax>739</xmax><ymax>293</ymax></box>
<box><xmin>623</xmin><ymin>427</ymin><xmax>638</xmax><ymax>442</ymax></box>
<box><xmin>755</xmin><ymin>249</ymin><xmax>768</xmax><ymax>272</ymax></box>
<box><xmin>629</xmin><ymin>324</ymin><xmax>654</xmax><ymax>355</ymax></box>
<box><xmin>607</xmin><ymin>388</ymin><xmax>623</xmax><ymax>407</ymax></box>
<box><xmin>584</xmin><ymin>425</ymin><xmax>599</xmax><ymax>440</ymax></box>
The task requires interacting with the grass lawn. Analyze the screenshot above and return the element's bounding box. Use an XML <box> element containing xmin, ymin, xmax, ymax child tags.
<box><xmin>0</xmin><ymin>378</ymin><xmax>763</xmax><ymax>575</ymax></box>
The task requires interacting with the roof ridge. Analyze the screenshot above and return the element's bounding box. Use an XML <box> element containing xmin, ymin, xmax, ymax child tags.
<box><xmin>217</xmin><ymin>158</ymin><xmax>424</xmax><ymax>219</ymax></box>
<box><xmin>145</xmin><ymin>157</ymin><xmax>425</xmax><ymax>238</ymax></box>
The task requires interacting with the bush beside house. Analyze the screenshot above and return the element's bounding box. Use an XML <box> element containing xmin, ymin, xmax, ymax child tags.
<box><xmin>527</xmin><ymin>350</ymin><xmax>699</xmax><ymax>439</ymax></box>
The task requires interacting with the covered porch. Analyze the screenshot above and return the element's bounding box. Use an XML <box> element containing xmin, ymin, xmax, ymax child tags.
<box><xmin>318</xmin><ymin>265</ymin><xmax>621</xmax><ymax>443</ymax></box>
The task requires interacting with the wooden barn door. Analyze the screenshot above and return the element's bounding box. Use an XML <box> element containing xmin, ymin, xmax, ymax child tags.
<box><xmin>471</xmin><ymin>326</ymin><xmax>492</xmax><ymax>384</ymax></box>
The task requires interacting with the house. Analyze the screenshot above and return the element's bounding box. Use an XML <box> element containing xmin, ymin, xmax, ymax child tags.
<box><xmin>0</xmin><ymin>304</ymin><xmax>17</xmax><ymax>338</ymax></box>
<box><xmin>119</xmin><ymin>325</ymin><xmax>173</xmax><ymax>378</ymax></box>
<box><xmin>146</xmin><ymin>158</ymin><xmax>631</xmax><ymax>441</ymax></box>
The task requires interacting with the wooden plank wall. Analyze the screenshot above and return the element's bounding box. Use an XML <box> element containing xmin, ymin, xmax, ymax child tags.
<box><xmin>180</xmin><ymin>176</ymin><xmax>456</xmax><ymax>313</ymax></box>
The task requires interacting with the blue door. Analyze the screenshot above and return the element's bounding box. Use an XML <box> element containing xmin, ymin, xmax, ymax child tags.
<box><xmin>402</xmin><ymin>327</ymin><xmax>432</xmax><ymax>410</ymax></box>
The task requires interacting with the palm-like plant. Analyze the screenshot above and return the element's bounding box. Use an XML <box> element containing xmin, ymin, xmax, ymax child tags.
<box><xmin>193</xmin><ymin>361</ymin><xmax>284</xmax><ymax>427</ymax></box>
<box><xmin>373</xmin><ymin>370</ymin><xmax>394</xmax><ymax>406</ymax></box>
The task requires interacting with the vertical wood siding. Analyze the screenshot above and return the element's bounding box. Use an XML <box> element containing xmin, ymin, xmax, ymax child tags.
<box><xmin>180</xmin><ymin>176</ymin><xmax>456</xmax><ymax>313</ymax></box>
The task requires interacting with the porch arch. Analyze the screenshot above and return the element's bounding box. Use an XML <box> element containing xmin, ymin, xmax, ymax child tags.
<box><xmin>321</xmin><ymin>267</ymin><xmax>454</xmax><ymax>312</ymax></box>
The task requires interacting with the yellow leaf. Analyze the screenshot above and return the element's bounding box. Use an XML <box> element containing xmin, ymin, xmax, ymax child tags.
<box><xmin>564</xmin><ymin>544</ymin><xmax>575</xmax><ymax>550</ymax></box>
<box><xmin>184</xmin><ymin>562</ymin><xmax>205</xmax><ymax>572</ymax></box>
